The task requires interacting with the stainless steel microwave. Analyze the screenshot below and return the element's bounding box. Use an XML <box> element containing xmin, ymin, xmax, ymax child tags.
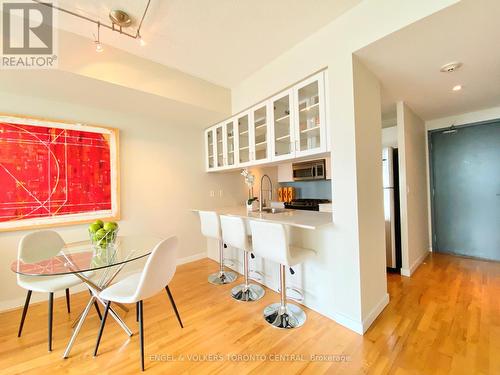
<box><xmin>292</xmin><ymin>159</ymin><xmax>326</xmax><ymax>181</ymax></box>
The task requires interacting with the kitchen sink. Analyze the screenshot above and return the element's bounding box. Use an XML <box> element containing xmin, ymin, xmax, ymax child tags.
<box><xmin>259</xmin><ymin>207</ymin><xmax>288</xmax><ymax>214</ymax></box>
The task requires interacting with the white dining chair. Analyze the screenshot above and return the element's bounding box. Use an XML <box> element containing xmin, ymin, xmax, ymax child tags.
<box><xmin>17</xmin><ymin>230</ymin><xmax>84</xmax><ymax>351</ymax></box>
<box><xmin>93</xmin><ymin>236</ymin><xmax>183</xmax><ymax>371</ymax></box>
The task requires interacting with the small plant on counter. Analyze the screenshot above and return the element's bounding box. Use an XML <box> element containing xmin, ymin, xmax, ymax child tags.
<box><xmin>241</xmin><ymin>168</ymin><xmax>256</xmax><ymax>198</ymax></box>
<box><xmin>241</xmin><ymin>169</ymin><xmax>259</xmax><ymax>211</ymax></box>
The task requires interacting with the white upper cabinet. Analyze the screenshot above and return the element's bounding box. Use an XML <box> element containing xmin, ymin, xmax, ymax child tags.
<box><xmin>224</xmin><ymin>119</ymin><xmax>236</xmax><ymax>168</ymax></box>
<box><xmin>293</xmin><ymin>72</ymin><xmax>327</xmax><ymax>157</ymax></box>
<box><xmin>205</xmin><ymin>127</ymin><xmax>216</xmax><ymax>171</ymax></box>
<box><xmin>271</xmin><ymin>89</ymin><xmax>295</xmax><ymax>161</ymax></box>
<box><xmin>204</xmin><ymin>70</ymin><xmax>329</xmax><ymax>172</ymax></box>
<box><xmin>237</xmin><ymin>111</ymin><xmax>252</xmax><ymax>167</ymax></box>
<box><xmin>215</xmin><ymin>124</ymin><xmax>225</xmax><ymax>169</ymax></box>
<box><xmin>252</xmin><ymin>102</ymin><xmax>271</xmax><ymax>164</ymax></box>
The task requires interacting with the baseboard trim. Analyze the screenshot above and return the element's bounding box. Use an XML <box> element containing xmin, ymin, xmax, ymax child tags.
<box><xmin>1</xmin><ymin>252</ymin><xmax>208</xmax><ymax>313</ymax></box>
<box><xmin>331</xmin><ymin>311</ymin><xmax>364</xmax><ymax>335</ymax></box>
<box><xmin>362</xmin><ymin>293</ymin><xmax>390</xmax><ymax>333</ymax></box>
<box><xmin>401</xmin><ymin>250</ymin><xmax>429</xmax><ymax>277</ymax></box>
<box><xmin>177</xmin><ymin>251</ymin><xmax>207</xmax><ymax>265</ymax></box>
<box><xmin>0</xmin><ymin>284</ymin><xmax>89</xmax><ymax>313</ymax></box>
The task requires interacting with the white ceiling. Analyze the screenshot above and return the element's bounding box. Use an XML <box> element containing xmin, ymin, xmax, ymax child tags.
<box><xmin>48</xmin><ymin>0</ymin><xmax>361</xmax><ymax>88</ymax></box>
<box><xmin>355</xmin><ymin>0</ymin><xmax>500</xmax><ymax>121</ymax></box>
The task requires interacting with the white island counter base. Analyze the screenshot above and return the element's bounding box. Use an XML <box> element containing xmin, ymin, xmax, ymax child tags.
<box><xmin>191</xmin><ymin>206</ymin><xmax>360</xmax><ymax>331</ymax></box>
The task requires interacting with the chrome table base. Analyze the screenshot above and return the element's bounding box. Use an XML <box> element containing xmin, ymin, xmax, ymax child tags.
<box><xmin>208</xmin><ymin>270</ymin><xmax>237</xmax><ymax>285</ymax></box>
<box><xmin>263</xmin><ymin>303</ymin><xmax>306</xmax><ymax>329</ymax></box>
<box><xmin>62</xmin><ymin>254</ymin><xmax>134</xmax><ymax>359</ymax></box>
<box><xmin>231</xmin><ymin>284</ymin><xmax>265</xmax><ymax>302</ymax></box>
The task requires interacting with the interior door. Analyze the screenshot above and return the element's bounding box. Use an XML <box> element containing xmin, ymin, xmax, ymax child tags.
<box><xmin>430</xmin><ymin>120</ymin><xmax>500</xmax><ymax>261</ymax></box>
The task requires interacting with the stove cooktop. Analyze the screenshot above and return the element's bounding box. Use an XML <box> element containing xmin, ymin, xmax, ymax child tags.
<box><xmin>284</xmin><ymin>199</ymin><xmax>331</xmax><ymax>211</ymax></box>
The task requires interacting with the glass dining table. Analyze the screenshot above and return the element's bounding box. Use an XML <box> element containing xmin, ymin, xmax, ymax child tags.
<box><xmin>10</xmin><ymin>235</ymin><xmax>161</xmax><ymax>359</ymax></box>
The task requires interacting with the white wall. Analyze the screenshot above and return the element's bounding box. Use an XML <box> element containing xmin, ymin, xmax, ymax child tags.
<box><xmin>382</xmin><ymin>126</ymin><xmax>398</xmax><ymax>148</ymax></box>
<box><xmin>229</xmin><ymin>0</ymin><xmax>458</xmax><ymax>333</ymax></box>
<box><xmin>0</xmin><ymin>71</ymin><xmax>244</xmax><ymax>311</ymax></box>
<box><xmin>397</xmin><ymin>102</ymin><xmax>430</xmax><ymax>276</ymax></box>
<box><xmin>352</xmin><ymin>57</ymin><xmax>387</xmax><ymax>322</ymax></box>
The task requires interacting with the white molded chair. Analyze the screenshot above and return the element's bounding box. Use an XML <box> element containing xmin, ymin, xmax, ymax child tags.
<box><xmin>94</xmin><ymin>237</ymin><xmax>183</xmax><ymax>371</ymax></box>
<box><xmin>17</xmin><ymin>230</ymin><xmax>84</xmax><ymax>351</ymax></box>
<box><xmin>249</xmin><ymin>220</ymin><xmax>315</xmax><ymax>329</ymax></box>
<box><xmin>220</xmin><ymin>215</ymin><xmax>265</xmax><ymax>302</ymax></box>
<box><xmin>197</xmin><ymin>211</ymin><xmax>236</xmax><ymax>285</ymax></box>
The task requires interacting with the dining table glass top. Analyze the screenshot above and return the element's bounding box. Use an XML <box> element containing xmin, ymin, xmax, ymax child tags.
<box><xmin>11</xmin><ymin>235</ymin><xmax>162</xmax><ymax>276</ymax></box>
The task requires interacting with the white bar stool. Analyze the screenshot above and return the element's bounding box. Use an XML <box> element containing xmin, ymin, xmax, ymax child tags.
<box><xmin>220</xmin><ymin>215</ymin><xmax>265</xmax><ymax>302</ymax></box>
<box><xmin>198</xmin><ymin>211</ymin><xmax>237</xmax><ymax>285</ymax></box>
<box><xmin>250</xmin><ymin>220</ymin><xmax>315</xmax><ymax>329</ymax></box>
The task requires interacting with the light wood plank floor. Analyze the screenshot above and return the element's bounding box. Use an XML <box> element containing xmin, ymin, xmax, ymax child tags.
<box><xmin>0</xmin><ymin>253</ymin><xmax>498</xmax><ymax>374</ymax></box>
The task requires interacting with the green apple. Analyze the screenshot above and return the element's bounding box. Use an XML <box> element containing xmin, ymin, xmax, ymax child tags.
<box><xmin>88</xmin><ymin>223</ymin><xmax>101</xmax><ymax>233</ymax></box>
<box><xmin>94</xmin><ymin>219</ymin><xmax>104</xmax><ymax>228</ymax></box>
<box><xmin>95</xmin><ymin>228</ymin><xmax>107</xmax><ymax>240</ymax></box>
<box><xmin>103</xmin><ymin>222</ymin><xmax>118</xmax><ymax>232</ymax></box>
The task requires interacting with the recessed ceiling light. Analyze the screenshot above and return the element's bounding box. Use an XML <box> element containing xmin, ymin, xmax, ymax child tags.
<box><xmin>452</xmin><ymin>85</ymin><xmax>462</xmax><ymax>91</ymax></box>
<box><xmin>440</xmin><ymin>62</ymin><xmax>462</xmax><ymax>73</ymax></box>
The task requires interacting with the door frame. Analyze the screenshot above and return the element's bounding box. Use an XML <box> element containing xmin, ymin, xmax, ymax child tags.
<box><xmin>428</xmin><ymin>118</ymin><xmax>500</xmax><ymax>252</ymax></box>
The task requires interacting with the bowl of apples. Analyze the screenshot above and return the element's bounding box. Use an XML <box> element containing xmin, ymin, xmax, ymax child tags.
<box><xmin>88</xmin><ymin>219</ymin><xmax>119</xmax><ymax>250</ymax></box>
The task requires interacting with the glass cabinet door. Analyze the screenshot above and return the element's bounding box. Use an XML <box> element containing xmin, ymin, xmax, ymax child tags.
<box><xmin>206</xmin><ymin>128</ymin><xmax>215</xmax><ymax>170</ymax></box>
<box><xmin>294</xmin><ymin>72</ymin><xmax>326</xmax><ymax>156</ymax></box>
<box><xmin>238</xmin><ymin>113</ymin><xmax>251</xmax><ymax>165</ymax></box>
<box><xmin>271</xmin><ymin>91</ymin><xmax>294</xmax><ymax>160</ymax></box>
<box><xmin>224</xmin><ymin>120</ymin><xmax>236</xmax><ymax>167</ymax></box>
<box><xmin>215</xmin><ymin>125</ymin><xmax>224</xmax><ymax>168</ymax></box>
<box><xmin>252</xmin><ymin>104</ymin><xmax>269</xmax><ymax>162</ymax></box>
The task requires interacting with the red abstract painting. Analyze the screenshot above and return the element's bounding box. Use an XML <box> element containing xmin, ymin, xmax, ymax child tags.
<box><xmin>0</xmin><ymin>116</ymin><xmax>119</xmax><ymax>231</ymax></box>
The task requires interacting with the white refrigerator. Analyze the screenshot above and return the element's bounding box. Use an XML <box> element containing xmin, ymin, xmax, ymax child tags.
<box><xmin>382</xmin><ymin>147</ymin><xmax>400</xmax><ymax>270</ymax></box>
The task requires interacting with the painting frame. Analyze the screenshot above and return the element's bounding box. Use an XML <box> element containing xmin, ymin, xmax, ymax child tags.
<box><xmin>0</xmin><ymin>113</ymin><xmax>120</xmax><ymax>232</ymax></box>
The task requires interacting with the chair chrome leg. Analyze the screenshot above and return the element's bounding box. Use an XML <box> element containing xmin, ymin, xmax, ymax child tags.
<box><xmin>18</xmin><ymin>290</ymin><xmax>32</xmax><ymax>337</ymax></box>
<box><xmin>165</xmin><ymin>286</ymin><xmax>183</xmax><ymax>328</ymax></box>
<box><xmin>48</xmin><ymin>292</ymin><xmax>54</xmax><ymax>351</ymax></box>
<box><xmin>208</xmin><ymin>240</ymin><xmax>237</xmax><ymax>285</ymax></box>
<box><xmin>94</xmin><ymin>301</ymin><xmax>111</xmax><ymax>357</ymax></box>
<box><xmin>138</xmin><ymin>300</ymin><xmax>145</xmax><ymax>371</ymax></box>
<box><xmin>231</xmin><ymin>251</ymin><xmax>265</xmax><ymax>302</ymax></box>
<box><xmin>263</xmin><ymin>264</ymin><xmax>306</xmax><ymax>329</ymax></box>
<box><xmin>65</xmin><ymin>288</ymin><xmax>71</xmax><ymax>314</ymax></box>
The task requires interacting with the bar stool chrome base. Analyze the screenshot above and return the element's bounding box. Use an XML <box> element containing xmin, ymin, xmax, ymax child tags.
<box><xmin>231</xmin><ymin>284</ymin><xmax>265</xmax><ymax>302</ymax></box>
<box><xmin>208</xmin><ymin>271</ymin><xmax>237</xmax><ymax>285</ymax></box>
<box><xmin>263</xmin><ymin>303</ymin><xmax>306</xmax><ymax>329</ymax></box>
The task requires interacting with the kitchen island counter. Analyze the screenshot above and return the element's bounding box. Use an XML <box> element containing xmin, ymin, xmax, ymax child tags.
<box><xmin>191</xmin><ymin>206</ymin><xmax>333</xmax><ymax>230</ymax></box>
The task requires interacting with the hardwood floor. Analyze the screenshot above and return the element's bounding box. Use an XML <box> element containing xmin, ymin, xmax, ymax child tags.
<box><xmin>0</xmin><ymin>252</ymin><xmax>498</xmax><ymax>374</ymax></box>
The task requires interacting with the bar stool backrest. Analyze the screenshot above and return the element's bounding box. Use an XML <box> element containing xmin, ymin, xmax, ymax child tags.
<box><xmin>249</xmin><ymin>220</ymin><xmax>289</xmax><ymax>265</ymax></box>
<box><xmin>198</xmin><ymin>211</ymin><xmax>221</xmax><ymax>240</ymax></box>
<box><xmin>220</xmin><ymin>215</ymin><xmax>250</xmax><ymax>251</ymax></box>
